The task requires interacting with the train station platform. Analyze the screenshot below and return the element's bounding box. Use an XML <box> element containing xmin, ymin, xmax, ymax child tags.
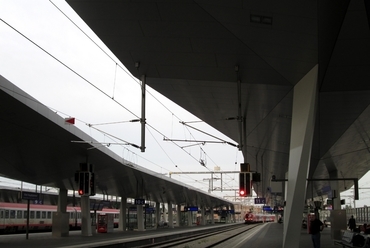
<box><xmin>0</xmin><ymin>223</ymin><xmax>340</xmax><ymax>248</ymax></box>
<box><xmin>244</xmin><ymin>222</ymin><xmax>338</xmax><ymax>248</ymax></box>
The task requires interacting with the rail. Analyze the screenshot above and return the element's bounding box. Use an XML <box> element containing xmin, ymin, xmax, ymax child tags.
<box><xmin>135</xmin><ymin>223</ymin><xmax>263</xmax><ymax>248</ymax></box>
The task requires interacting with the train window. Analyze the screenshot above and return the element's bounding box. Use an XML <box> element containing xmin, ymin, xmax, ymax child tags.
<box><xmin>23</xmin><ymin>210</ymin><xmax>28</xmax><ymax>219</ymax></box>
<box><xmin>0</xmin><ymin>210</ymin><xmax>3</xmax><ymax>219</ymax></box>
<box><xmin>70</xmin><ymin>212</ymin><xmax>74</xmax><ymax>219</ymax></box>
<box><xmin>77</xmin><ymin>212</ymin><xmax>81</xmax><ymax>219</ymax></box>
<box><xmin>5</xmin><ymin>210</ymin><xmax>9</xmax><ymax>219</ymax></box>
<box><xmin>47</xmin><ymin>211</ymin><xmax>51</xmax><ymax>219</ymax></box>
<box><xmin>17</xmin><ymin>210</ymin><xmax>22</xmax><ymax>219</ymax></box>
<box><xmin>42</xmin><ymin>211</ymin><xmax>46</xmax><ymax>219</ymax></box>
<box><xmin>30</xmin><ymin>211</ymin><xmax>35</xmax><ymax>219</ymax></box>
<box><xmin>36</xmin><ymin>211</ymin><xmax>41</xmax><ymax>219</ymax></box>
<box><xmin>10</xmin><ymin>210</ymin><xmax>15</xmax><ymax>219</ymax></box>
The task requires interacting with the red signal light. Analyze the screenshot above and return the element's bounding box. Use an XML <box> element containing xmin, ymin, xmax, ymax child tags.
<box><xmin>78</xmin><ymin>189</ymin><xmax>84</xmax><ymax>195</ymax></box>
<box><xmin>239</xmin><ymin>190</ymin><xmax>245</xmax><ymax>196</ymax></box>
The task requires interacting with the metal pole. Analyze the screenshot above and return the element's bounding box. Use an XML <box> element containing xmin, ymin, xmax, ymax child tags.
<box><xmin>141</xmin><ymin>74</ymin><xmax>146</xmax><ymax>152</ymax></box>
<box><xmin>26</xmin><ymin>199</ymin><xmax>30</xmax><ymax>239</ymax></box>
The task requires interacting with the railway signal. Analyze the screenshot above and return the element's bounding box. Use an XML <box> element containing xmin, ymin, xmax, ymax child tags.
<box><xmin>76</xmin><ymin>163</ymin><xmax>95</xmax><ymax>196</ymax></box>
<box><xmin>78</xmin><ymin>171</ymin><xmax>91</xmax><ymax>196</ymax></box>
<box><xmin>239</xmin><ymin>172</ymin><xmax>251</xmax><ymax>197</ymax></box>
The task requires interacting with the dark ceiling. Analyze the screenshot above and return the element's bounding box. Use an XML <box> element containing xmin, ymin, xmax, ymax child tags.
<box><xmin>66</xmin><ymin>0</ymin><xmax>370</xmax><ymax>200</ymax></box>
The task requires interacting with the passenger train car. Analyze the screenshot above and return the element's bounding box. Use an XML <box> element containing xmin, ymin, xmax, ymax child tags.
<box><xmin>0</xmin><ymin>202</ymin><xmax>119</xmax><ymax>233</ymax></box>
<box><xmin>244</xmin><ymin>212</ymin><xmax>275</xmax><ymax>224</ymax></box>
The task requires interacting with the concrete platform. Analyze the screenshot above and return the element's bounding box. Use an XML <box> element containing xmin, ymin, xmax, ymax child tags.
<box><xmin>0</xmin><ymin>223</ymin><xmax>339</xmax><ymax>248</ymax></box>
<box><xmin>243</xmin><ymin>222</ymin><xmax>337</xmax><ymax>248</ymax></box>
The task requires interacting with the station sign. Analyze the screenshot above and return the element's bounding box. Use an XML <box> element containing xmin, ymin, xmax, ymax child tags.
<box><xmin>254</xmin><ymin>197</ymin><xmax>266</xmax><ymax>204</ymax></box>
<box><xmin>21</xmin><ymin>192</ymin><xmax>40</xmax><ymax>201</ymax></box>
<box><xmin>262</xmin><ymin>205</ymin><xmax>272</xmax><ymax>212</ymax></box>
<box><xmin>184</xmin><ymin>206</ymin><xmax>198</xmax><ymax>212</ymax></box>
<box><xmin>134</xmin><ymin>198</ymin><xmax>145</xmax><ymax>205</ymax></box>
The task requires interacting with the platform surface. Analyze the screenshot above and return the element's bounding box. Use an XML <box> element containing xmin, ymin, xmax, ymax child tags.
<box><xmin>0</xmin><ymin>223</ymin><xmax>340</xmax><ymax>248</ymax></box>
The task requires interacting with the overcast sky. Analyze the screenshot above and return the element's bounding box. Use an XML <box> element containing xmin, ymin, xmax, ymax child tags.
<box><xmin>0</xmin><ymin>0</ymin><xmax>247</xmax><ymax>201</ymax></box>
<box><xmin>2</xmin><ymin>1</ymin><xmax>370</xmax><ymax>208</ymax></box>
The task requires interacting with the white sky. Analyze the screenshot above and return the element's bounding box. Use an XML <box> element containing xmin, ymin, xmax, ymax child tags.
<box><xmin>1</xmin><ymin>0</ymin><xmax>370</xmax><ymax>208</ymax></box>
<box><xmin>0</xmin><ymin>0</ymin><xmax>244</xmax><ymax>200</ymax></box>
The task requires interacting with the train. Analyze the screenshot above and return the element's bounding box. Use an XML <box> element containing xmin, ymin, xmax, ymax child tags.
<box><xmin>244</xmin><ymin>212</ymin><xmax>276</xmax><ymax>224</ymax></box>
<box><xmin>0</xmin><ymin>202</ymin><xmax>119</xmax><ymax>234</ymax></box>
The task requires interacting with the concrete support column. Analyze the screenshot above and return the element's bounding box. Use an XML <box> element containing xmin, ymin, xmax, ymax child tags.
<box><xmin>231</xmin><ymin>206</ymin><xmax>236</xmax><ymax>223</ymax></box>
<box><xmin>200</xmin><ymin>206</ymin><xmax>207</xmax><ymax>226</ymax></box>
<box><xmin>57</xmin><ymin>188</ymin><xmax>68</xmax><ymax>213</ymax></box>
<box><xmin>226</xmin><ymin>206</ymin><xmax>230</xmax><ymax>223</ymax></box>
<box><xmin>329</xmin><ymin>170</ymin><xmax>341</xmax><ymax>210</ymax></box>
<box><xmin>81</xmin><ymin>196</ymin><xmax>92</xmax><ymax>236</ymax></box>
<box><xmin>137</xmin><ymin>204</ymin><xmax>144</xmax><ymax>231</ymax></box>
<box><xmin>52</xmin><ymin>188</ymin><xmax>69</xmax><ymax>237</ymax></box>
<box><xmin>187</xmin><ymin>211</ymin><xmax>193</xmax><ymax>226</ymax></box>
<box><xmin>210</xmin><ymin>208</ymin><xmax>215</xmax><ymax>224</ymax></box>
<box><xmin>118</xmin><ymin>196</ymin><xmax>127</xmax><ymax>231</ymax></box>
<box><xmin>162</xmin><ymin>203</ymin><xmax>167</xmax><ymax>222</ymax></box>
<box><xmin>283</xmin><ymin>65</ymin><xmax>318</xmax><ymax>248</ymax></box>
<box><xmin>329</xmin><ymin>170</ymin><xmax>347</xmax><ymax>240</ymax></box>
<box><xmin>156</xmin><ymin>201</ymin><xmax>160</xmax><ymax>228</ymax></box>
<box><xmin>168</xmin><ymin>201</ymin><xmax>173</xmax><ymax>228</ymax></box>
<box><xmin>176</xmin><ymin>204</ymin><xmax>181</xmax><ymax>227</ymax></box>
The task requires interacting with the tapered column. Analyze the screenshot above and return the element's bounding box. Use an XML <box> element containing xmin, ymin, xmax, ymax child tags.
<box><xmin>187</xmin><ymin>211</ymin><xmax>192</xmax><ymax>226</ymax></box>
<box><xmin>81</xmin><ymin>196</ymin><xmax>92</xmax><ymax>236</ymax></box>
<box><xmin>156</xmin><ymin>201</ymin><xmax>161</xmax><ymax>228</ymax></box>
<box><xmin>52</xmin><ymin>188</ymin><xmax>69</xmax><ymax>237</ymax></box>
<box><xmin>210</xmin><ymin>208</ymin><xmax>215</xmax><ymax>224</ymax></box>
<box><xmin>201</xmin><ymin>206</ymin><xmax>206</xmax><ymax>225</ymax></box>
<box><xmin>283</xmin><ymin>65</ymin><xmax>318</xmax><ymax>248</ymax></box>
<box><xmin>118</xmin><ymin>196</ymin><xmax>127</xmax><ymax>231</ymax></box>
<box><xmin>137</xmin><ymin>204</ymin><xmax>144</xmax><ymax>231</ymax></box>
<box><xmin>176</xmin><ymin>204</ymin><xmax>181</xmax><ymax>226</ymax></box>
<box><xmin>168</xmin><ymin>201</ymin><xmax>173</xmax><ymax>228</ymax></box>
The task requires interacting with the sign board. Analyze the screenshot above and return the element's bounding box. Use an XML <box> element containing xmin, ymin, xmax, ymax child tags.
<box><xmin>145</xmin><ymin>207</ymin><xmax>155</xmax><ymax>214</ymax></box>
<box><xmin>184</xmin><ymin>206</ymin><xmax>198</xmax><ymax>212</ymax></box>
<box><xmin>134</xmin><ymin>198</ymin><xmax>145</xmax><ymax>205</ymax></box>
<box><xmin>22</xmin><ymin>192</ymin><xmax>40</xmax><ymax>201</ymax></box>
<box><xmin>254</xmin><ymin>197</ymin><xmax>266</xmax><ymax>204</ymax></box>
<box><xmin>262</xmin><ymin>205</ymin><xmax>272</xmax><ymax>212</ymax></box>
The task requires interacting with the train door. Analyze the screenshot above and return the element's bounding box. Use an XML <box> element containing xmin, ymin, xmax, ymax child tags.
<box><xmin>9</xmin><ymin>210</ymin><xmax>16</xmax><ymax>229</ymax></box>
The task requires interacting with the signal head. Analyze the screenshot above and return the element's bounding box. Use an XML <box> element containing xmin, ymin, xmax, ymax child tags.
<box><xmin>239</xmin><ymin>190</ymin><xmax>246</xmax><ymax>196</ymax></box>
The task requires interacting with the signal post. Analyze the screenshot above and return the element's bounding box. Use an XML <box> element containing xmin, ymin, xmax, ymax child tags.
<box><xmin>76</xmin><ymin>163</ymin><xmax>95</xmax><ymax>236</ymax></box>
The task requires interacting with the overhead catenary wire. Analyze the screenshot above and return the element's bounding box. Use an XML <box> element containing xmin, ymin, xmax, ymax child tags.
<box><xmin>2</xmin><ymin>5</ymin><xmax>240</xmax><ymax>190</ymax></box>
<box><xmin>49</xmin><ymin>0</ymin><xmax>238</xmax><ymax>174</ymax></box>
<box><xmin>0</xmin><ymin>18</ymin><xmax>140</xmax><ymax>120</ymax></box>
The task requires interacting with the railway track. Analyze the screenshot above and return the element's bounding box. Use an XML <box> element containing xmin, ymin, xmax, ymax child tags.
<box><xmin>135</xmin><ymin>223</ymin><xmax>263</xmax><ymax>248</ymax></box>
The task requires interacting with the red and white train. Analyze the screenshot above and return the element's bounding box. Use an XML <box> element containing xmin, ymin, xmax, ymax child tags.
<box><xmin>244</xmin><ymin>212</ymin><xmax>275</xmax><ymax>224</ymax></box>
<box><xmin>0</xmin><ymin>202</ymin><xmax>119</xmax><ymax>233</ymax></box>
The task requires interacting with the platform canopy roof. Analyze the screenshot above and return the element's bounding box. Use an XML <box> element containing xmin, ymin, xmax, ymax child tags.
<box><xmin>65</xmin><ymin>0</ymin><xmax>370</xmax><ymax>200</ymax></box>
<box><xmin>0</xmin><ymin>75</ymin><xmax>233</xmax><ymax>208</ymax></box>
